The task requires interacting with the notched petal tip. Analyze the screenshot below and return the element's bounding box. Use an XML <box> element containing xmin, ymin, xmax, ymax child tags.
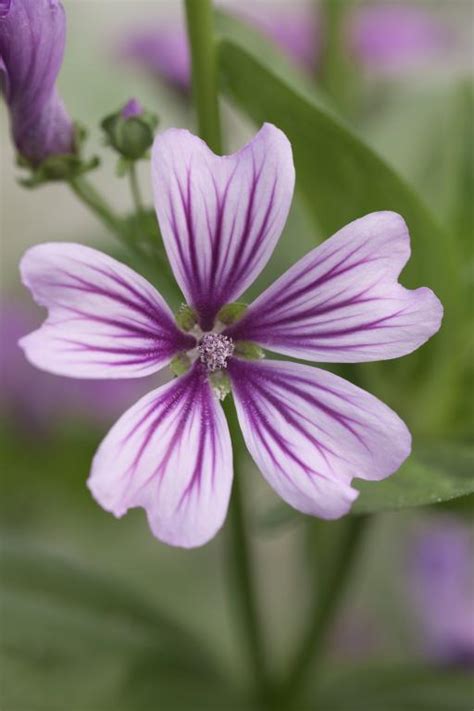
<box><xmin>18</xmin><ymin>242</ymin><xmax>193</xmax><ymax>379</ymax></box>
<box><xmin>151</xmin><ymin>123</ymin><xmax>295</xmax><ymax>328</ymax></box>
<box><xmin>228</xmin><ymin>210</ymin><xmax>443</xmax><ymax>363</ymax></box>
<box><xmin>87</xmin><ymin>364</ymin><xmax>233</xmax><ymax>548</ymax></box>
<box><xmin>228</xmin><ymin>358</ymin><xmax>412</xmax><ymax>520</ymax></box>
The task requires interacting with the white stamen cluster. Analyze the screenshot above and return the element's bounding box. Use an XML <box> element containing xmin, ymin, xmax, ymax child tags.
<box><xmin>198</xmin><ymin>333</ymin><xmax>234</xmax><ymax>372</ymax></box>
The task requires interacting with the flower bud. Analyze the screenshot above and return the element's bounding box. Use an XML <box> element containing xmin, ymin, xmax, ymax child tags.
<box><xmin>0</xmin><ymin>0</ymin><xmax>75</xmax><ymax>165</ymax></box>
<box><xmin>101</xmin><ymin>99</ymin><xmax>159</xmax><ymax>161</ymax></box>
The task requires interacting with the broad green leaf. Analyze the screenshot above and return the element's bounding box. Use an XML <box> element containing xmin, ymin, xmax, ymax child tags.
<box><xmin>217</xmin><ymin>26</ymin><xmax>463</xmax><ymax>432</ymax></box>
<box><xmin>315</xmin><ymin>665</ymin><xmax>474</xmax><ymax>711</ymax></box>
<box><xmin>353</xmin><ymin>441</ymin><xmax>474</xmax><ymax>514</ymax></box>
<box><xmin>257</xmin><ymin>443</ymin><xmax>474</xmax><ymax>526</ymax></box>
<box><xmin>0</xmin><ymin>541</ymin><xmax>235</xmax><ymax>711</ymax></box>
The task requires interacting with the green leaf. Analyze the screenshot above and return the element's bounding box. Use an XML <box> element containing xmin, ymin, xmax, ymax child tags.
<box><xmin>315</xmin><ymin>665</ymin><xmax>474</xmax><ymax>711</ymax></box>
<box><xmin>353</xmin><ymin>441</ymin><xmax>474</xmax><ymax>514</ymax></box>
<box><xmin>217</xmin><ymin>25</ymin><xmax>463</xmax><ymax>433</ymax></box>
<box><xmin>0</xmin><ymin>541</ymin><xmax>232</xmax><ymax>711</ymax></box>
<box><xmin>257</xmin><ymin>443</ymin><xmax>474</xmax><ymax>526</ymax></box>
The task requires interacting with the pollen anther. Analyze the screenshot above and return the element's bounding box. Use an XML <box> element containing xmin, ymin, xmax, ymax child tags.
<box><xmin>198</xmin><ymin>333</ymin><xmax>234</xmax><ymax>372</ymax></box>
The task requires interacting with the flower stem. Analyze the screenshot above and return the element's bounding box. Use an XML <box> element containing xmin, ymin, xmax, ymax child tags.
<box><xmin>184</xmin><ymin>1</ymin><xmax>271</xmax><ymax>702</ymax></box>
<box><xmin>279</xmin><ymin>515</ymin><xmax>368</xmax><ymax>707</ymax></box>
<box><xmin>184</xmin><ymin>0</ymin><xmax>222</xmax><ymax>154</ymax></box>
<box><xmin>68</xmin><ymin>176</ymin><xmax>124</xmax><ymax>236</ymax></box>
<box><xmin>128</xmin><ymin>162</ymin><xmax>144</xmax><ymax>215</ymax></box>
<box><xmin>224</xmin><ymin>398</ymin><xmax>272</xmax><ymax>708</ymax></box>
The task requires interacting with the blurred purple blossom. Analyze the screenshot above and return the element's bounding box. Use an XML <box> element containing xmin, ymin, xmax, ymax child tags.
<box><xmin>0</xmin><ymin>0</ymin><xmax>75</xmax><ymax>165</ymax></box>
<box><xmin>0</xmin><ymin>299</ymin><xmax>155</xmax><ymax>435</ymax></box>
<box><xmin>351</xmin><ymin>4</ymin><xmax>451</xmax><ymax>73</ymax></box>
<box><xmin>116</xmin><ymin>1</ymin><xmax>450</xmax><ymax>92</ymax></box>
<box><xmin>409</xmin><ymin>518</ymin><xmax>474</xmax><ymax>667</ymax></box>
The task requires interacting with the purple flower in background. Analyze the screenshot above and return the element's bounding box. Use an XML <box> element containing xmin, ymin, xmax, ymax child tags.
<box><xmin>351</xmin><ymin>4</ymin><xmax>450</xmax><ymax>73</ymax></box>
<box><xmin>0</xmin><ymin>0</ymin><xmax>74</xmax><ymax>165</ymax></box>
<box><xmin>0</xmin><ymin>299</ymin><xmax>152</xmax><ymax>434</ymax></box>
<box><xmin>118</xmin><ymin>23</ymin><xmax>191</xmax><ymax>93</ymax></box>
<box><xmin>410</xmin><ymin>519</ymin><xmax>474</xmax><ymax>667</ymax></box>
<box><xmin>117</xmin><ymin>1</ymin><xmax>449</xmax><ymax>92</ymax></box>
<box><xmin>19</xmin><ymin>124</ymin><xmax>442</xmax><ymax>547</ymax></box>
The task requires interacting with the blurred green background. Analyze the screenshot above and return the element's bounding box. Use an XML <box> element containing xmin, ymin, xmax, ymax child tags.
<box><xmin>0</xmin><ymin>1</ymin><xmax>473</xmax><ymax>710</ymax></box>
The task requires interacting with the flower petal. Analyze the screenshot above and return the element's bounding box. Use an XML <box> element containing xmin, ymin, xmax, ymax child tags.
<box><xmin>151</xmin><ymin>123</ymin><xmax>295</xmax><ymax>330</ymax></box>
<box><xmin>19</xmin><ymin>243</ymin><xmax>194</xmax><ymax>378</ymax></box>
<box><xmin>228</xmin><ymin>358</ymin><xmax>411</xmax><ymax>519</ymax></box>
<box><xmin>226</xmin><ymin>212</ymin><xmax>442</xmax><ymax>362</ymax></box>
<box><xmin>88</xmin><ymin>363</ymin><xmax>233</xmax><ymax>548</ymax></box>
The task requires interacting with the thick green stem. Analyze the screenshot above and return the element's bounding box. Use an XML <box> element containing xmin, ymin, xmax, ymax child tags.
<box><xmin>224</xmin><ymin>398</ymin><xmax>271</xmax><ymax>707</ymax></box>
<box><xmin>318</xmin><ymin>0</ymin><xmax>358</xmax><ymax>114</ymax></box>
<box><xmin>280</xmin><ymin>516</ymin><xmax>368</xmax><ymax>707</ymax></box>
<box><xmin>184</xmin><ymin>0</ymin><xmax>222</xmax><ymax>154</ymax></box>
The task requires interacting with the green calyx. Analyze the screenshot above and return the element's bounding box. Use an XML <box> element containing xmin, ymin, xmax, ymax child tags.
<box><xmin>234</xmin><ymin>341</ymin><xmax>265</xmax><ymax>360</ymax></box>
<box><xmin>18</xmin><ymin>123</ymin><xmax>99</xmax><ymax>188</ymax></box>
<box><xmin>217</xmin><ymin>301</ymin><xmax>248</xmax><ymax>325</ymax></box>
<box><xmin>101</xmin><ymin>109</ymin><xmax>159</xmax><ymax>162</ymax></box>
<box><xmin>170</xmin><ymin>353</ymin><xmax>192</xmax><ymax>377</ymax></box>
<box><xmin>209</xmin><ymin>371</ymin><xmax>232</xmax><ymax>401</ymax></box>
<box><xmin>175</xmin><ymin>304</ymin><xmax>198</xmax><ymax>332</ymax></box>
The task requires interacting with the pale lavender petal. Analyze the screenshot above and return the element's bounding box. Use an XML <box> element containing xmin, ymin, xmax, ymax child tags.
<box><xmin>19</xmin><ymin>243</ymin><xmax>194</xmax><ymax>378</ymax></box>
<box><xmin>1</xmin><ymin>298</ymin><xmax>157</xmax><ymax>433</ymax></box>
<box><xmin>0</xmin><ymin>0</ymin><xmax>74</xmax><ymax>164</ymax></box>
<box><xmin>352</xmin><ymin>3</ymin><xmax>451</xmax><ymax>73</ymax></box>
<box><xmin>152</xmin><ymin>124</ymin><xmax>295</xmax><ymax>330</ymax></box>
<box><xmin>88</xmin><ymin>363</ymin><xmax>233</xmax><ymax>548</ymax></box>
<box><xmin>227</xmin><ymin>212</ymin><xmax>442</xmax><ymax>362</ymax></box>
<box><xmin>228</xmin><ymin>358</ymin><xmax>411</xmax><ymax>518</ymax></box>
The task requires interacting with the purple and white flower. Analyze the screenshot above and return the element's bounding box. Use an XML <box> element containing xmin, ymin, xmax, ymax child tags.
<box><xmin>0</xmin><ymin>0</ymin><xmax>74</xmax><ymax>165</ymax></box>
<box><xmin>19</xmin><ymin>124</ymin><xmax>442</xmax><ymax>547</ymax></box>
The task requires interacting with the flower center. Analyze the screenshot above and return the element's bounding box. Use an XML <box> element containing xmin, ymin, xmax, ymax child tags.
<box><xmin>198</xmin><ymin>333</ymin><xmax>234</xmax><ymax>372</ymax></box>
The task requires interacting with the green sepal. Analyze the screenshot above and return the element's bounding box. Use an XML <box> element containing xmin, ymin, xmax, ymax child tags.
<box><xmin>18</xmin><ymin>154</ymin><xmax>100</xmax><ymax>188</ymax></box>
<box><xmin>170</xmin><ymin>353</ymin><xmax>192</xmax><ymax>377</ymax></box>
<box><xmin>209</xmin><ymin>371</ymin><xmax>232</xmax><ymax>400</ymax></box>
<box><xmin>101</xmin><ymin>109</ymin><xmax>159</xmax><ymax>161</ymax></box>
<box><xmin>216</xmin><ymin>301</ymin><xmax>248</xmax><ymax>325</ymax></box>
<box><xmin>234</xmin><ymin>340</ymin><xmax>265</xmax><ymax>360</ymax></box>
<box><xmin>175</xmin><ymin>304</ymin><xmax>198</xmax><ymax>332</ymax></box>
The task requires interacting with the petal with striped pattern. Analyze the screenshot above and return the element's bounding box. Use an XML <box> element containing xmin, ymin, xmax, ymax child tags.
<box><xmin>226</xmin><ymin>212</ymin><xmax>442</xmax><ymax>362</ymax></box>
<box><xmin>19</xmin><ymin>243</ymin><xmax>194</xmax><ymax>378</ymax></box>
<box><xmin>228</xmin><ymin>358</ymin><xmax>411</xmax><ymax>519</ymax></box>
<box><xmin>151</xmin><ymin>123</ymin><xmax>295</xmax><ymax>330</ymax></box>
<box><xmin>88</xmin><ymin>363</ymin><xmax>233</xmax><ymax>548</ymax></box>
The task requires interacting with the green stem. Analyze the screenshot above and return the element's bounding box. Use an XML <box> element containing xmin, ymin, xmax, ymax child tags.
<box><xmin>129</xmin><ymin>163</ymin><xmax>144</xmax><ymax>215</ymax></box>
<box><xmin>280</xmin><ymin>516</ymin><xmax>368</xmax><ymax>707</ymax></box>
<box><xmin>68</xmin><ymin>176</ymin><xmax>124</xmax><ymax>236</ymax></box>
<box><xmin>184</xmin><ymin>0</ymin><xmax>222</xmax><ymax>154</ymax></box>
<box><xmin>224</xmin><ymin>398</ymin><xmax>271</xmax><ymax>707</ymax></box>
<box><xmin>318</xmin><ymin>0</ymin><xmax>357</xmax><ymax>114</ymax></box>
